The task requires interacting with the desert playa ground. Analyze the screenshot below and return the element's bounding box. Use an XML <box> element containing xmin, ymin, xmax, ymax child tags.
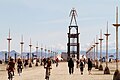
<box><xmin>0</xmin><ymin>62</ymin><xmax>118</xmax><ymax>80</ymax></box>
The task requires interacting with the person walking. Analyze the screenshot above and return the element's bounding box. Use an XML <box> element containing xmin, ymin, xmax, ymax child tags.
<box><xmin>44</xmin><ymin>58</ymin><xmax>52</xmax><ymax>79</ymax></box>
<box><xmin>76</xmin><ymin>59</ymin><xmax>79</xmax><ymax>68</ymax></box>
<box><xmin>43</xmin><ymin>58</ymin><xmax>47</xmax><ymax>67</ymax></box>
<box><xmin>55</xmin><ymin>58</ymin><xmax>59</xmax><ymax>67</ymax></box>
<box><xmin>24</xmin><ymin>59</ymin><xmax>28</xmax><ymax>67</ymax></box>
<box><xmin>80</xmin><ymin>59</ymin><xmax>84</xmax><ymax>75</ymax></box>
<box><xmin>88</xmin><ymin>58</ymin><xmax>92</xmax><ymax>75</ymax></box>
<box><xmin>68</xmin><ymin>58</ymin><xmax>74</xmax><ymax>74</ymax></box>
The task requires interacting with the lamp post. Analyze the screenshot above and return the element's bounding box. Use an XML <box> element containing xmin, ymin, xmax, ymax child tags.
<box><xmin>54</xmin><ymin>52</ymin><xmax>55</xmax><ymax>60</ymax></box>
<box><xmin>104</xmin><ymin>22</ymin><xmax>110</xmax><ymax>74</ymax></box>
<box><xmin>45</xmin><ymin>48</ymin><xmax>47</xmax><ymax>59</ymax></box>
<box><xmin>20</xmin><ymin>35</ymin><xmax>24</xmax><ymax>62</ymax></box>
<box><xmin>51</xmin><ymin>51</ymin><xmax>53</xmax><ymax>59</ymax></box>
<box><xmin>35</xmin><ymin>42</ymin><xmax>38</xmax><ymax>66</ymax></box>
<box><xmin>51</xmin><ymin>47</ymin><xmax>53</xmax><ymax>58</ymax></box>
<box><xmin>48</xmin><ymin>50</ymin><xmax>50</xmax><ymax>58</ymax></box>
<box><xmin>99</xmin><ymin>30</ymin><xmax>103</xmax><ymax>71</ymax></box>
<box><xmin>113</xmin><ymin>6</ymin><xmax>120</xmax><ymax>79</ymax></box>
<box><xmin>40</xmin><ymin>47</ymin><xmax>43</xmax><ymax>66</ymax></box>
<box><xmin>7</xmin><ymin>29</ymin><xmax>12</xmax><ymax>61</ymax></box>
<box><xmin>95</xmin><ymin>35</ymin><xmax>99</xmax><ymax>69</ymax></box>
<box><xmin>93</xmin><ymin>42</ymin><xmax>96</xmax><ymax>67</ymax></box>
<box><xmin>5</xmin><ymin>52</ymin><xmax>7</xmax><ymax>63</ymax></box>
<box><xmin>29</xmin><ymin>38</ymin><xmax>32</xmax><ymax>67</ymax></box>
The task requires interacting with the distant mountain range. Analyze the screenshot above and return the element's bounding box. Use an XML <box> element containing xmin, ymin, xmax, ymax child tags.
<box><xmin>80</xmin><ymin>50</ymin><xmax>117</xmax><ymax>59</ymax></box>
<box><xmin>0</xmin><ymin>50</ymin><xmax>20</xmax><ymax>60</ymax></box>
<box><xmin>0</xmin><ymin>49</ymin><xmax>118</xmax><ymax>60</ymax></box>
<box><xmin>0</xmin><ymin>50</ymin><xmax>55</xmax><ymax>60</ymax></box>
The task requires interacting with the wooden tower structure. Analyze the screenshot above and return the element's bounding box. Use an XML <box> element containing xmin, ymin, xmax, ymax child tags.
<box><xmin>67</xmin><ymin>8</ymin><xmax>80</xmax><ymax>60</ymax></box>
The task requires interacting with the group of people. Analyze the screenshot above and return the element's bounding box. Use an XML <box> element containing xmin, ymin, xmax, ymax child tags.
<box><xmin>6</xmin><ymin>57</ymin><xmax>23</xmax><ymax>79</ymax></box>
<box><xmin>68</xmin><ymin>57</ymin><xmax>92</xmax><ymax>75</ymax></box>
<box><xmin>6</xmin><ymin>56</ymin><xmax>93</xmax><ymax>79</ymax></box>
<box><xmin>43</xmin><ymin>57</ymin><xmax>59</xmax><ymax>67</ymax></box>
<box><xmin>6</xmin><ymin>57</ymin><xmax>55</xmax><ymax>79</ymax></box>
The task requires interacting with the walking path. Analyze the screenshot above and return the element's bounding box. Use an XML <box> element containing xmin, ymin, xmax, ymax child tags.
<box><xmin>0</xmin><ymin>62</ymin><xmax>116</xmax><ymax>80</ymax></box>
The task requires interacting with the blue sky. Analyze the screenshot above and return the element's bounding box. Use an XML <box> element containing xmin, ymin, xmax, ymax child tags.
<box><xmin>0</xmin><ymin>0</ymin><xmax>120</xmax><ymax>53</ymax></box>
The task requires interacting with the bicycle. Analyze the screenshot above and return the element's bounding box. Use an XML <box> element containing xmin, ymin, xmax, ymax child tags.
<box><xmin>17</xmin><ymin>67</ymin><xmax>22</xmax><ymax>76</ymax></box>
<box><xmin>44</xmin><ymin>67</ymin><xmax>52</xmax><ymax>80</ymax></box>
<box><xmin>8</xmin><ymin>70</ymin><xmax>13</xmax><ymax>80</ymax></box>
<box><xmin>17</xmin><ymin>65</ymin><xmax>22</xmax><ymax>76</ymax></box>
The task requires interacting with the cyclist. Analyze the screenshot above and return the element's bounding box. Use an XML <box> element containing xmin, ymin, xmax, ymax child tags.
<box><xmin>6</xmin><ymin>58</ymin><xmax>15</xmax><ymax>79</ymax></box>
<box><xmin>17</xmin><ymin>58</ymin><xmax>23</xmax><ymax>75</ymax></box>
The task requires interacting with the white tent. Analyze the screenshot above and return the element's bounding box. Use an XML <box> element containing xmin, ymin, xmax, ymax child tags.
<box><xmin>56</xmin><ymin>54</ymin><xmax>63</xmax><ymax>61</ymax></box>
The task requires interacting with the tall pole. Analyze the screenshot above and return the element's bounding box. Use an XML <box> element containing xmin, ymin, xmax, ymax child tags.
<box><xmin>20</xmin><ymin>35</ymin><xmax>24</xmax><ymax>62</ymax></box>
<box><xmin>36</xmin><ymin>42</ymin><xmax>38</xmax><ymax>59</ymax></box>
<box><xmin>35</xmin><ymin>42</ymin><xmax>39</xmax><ymax>66</ymax></box>
<box><xmin>5</xmin><ymin>52</ymin><xmax>7</xmax><ymax>63</ymax></box>
<box><xmin>51</xmin><ymin>47</ymin><xmax>53</xmax><ymax>58</ymax></box>
<box><xmin>113</xmin><ymin>6</ymin><xmax>120</xmax><ymax>78</ymax></box>
<box><xmin>99</xmin><ymin>29</ymin><xmax>103</xmax><ymax>71</ymax></box>
<box><xmin>29</xmin><ymin>38</ymin><xmax>32</xmax><ymax>67</ymax></box>
<box><xmin>48</xmin><ymin>50</ymin><xmax>50</xmax><ymax>58</ymax></box>
<box><xmin>45</xmin><ymin>46</ymin><xmax>47</xmax><ymax>58</ymax></box>
<box><xmin>95</xmin><ymin>35</ymin><xmax>99</xmax><ymax>69</ymax></box>
<box><xmin>40</xmin><ymin>45</ymin><xmax>43</xmax><ymax>66</ymax></box>
<box><xmin>104</xmin><ymin>22</ymin><xmax>110</xmax><ymax>74</ymax></box>
<box><xmin>51</xmin><ymin>51</ymin><xmax>53</xmax><ymax>59</ymax></box>
<box><xmin>7</xmin><ymin>29</ymin><xmax>12</xmax><ymax>61</ymax></box>
<box><xmin>92</xmin><ymin>39</ymin><xmax>96</xmax><ymax>67</ymax></box>
<box><xmin>54</xmin><ymin>52</ymin><xmax>55</xmax><ymax>60</ymax></box>
<box><xmin>93</xmin><ymin>39</ymin><xmax>96</xmax><ymax>61</ymax></box>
